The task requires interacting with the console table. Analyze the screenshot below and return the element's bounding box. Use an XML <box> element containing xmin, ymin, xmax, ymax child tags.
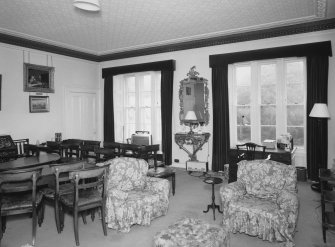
<box><xmin>228</xmin><ymin>147</ymin><xmax>296</xmax><ymax>183</ymax></box>
<box><xmin>175</xmin><ymin>132</ymin><xmax>210</xmax><ymax>161</ymax></box>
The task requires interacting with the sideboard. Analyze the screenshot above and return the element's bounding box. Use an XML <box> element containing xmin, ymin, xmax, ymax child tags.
<box><xmin>228</xmin><ymin>147</ymin><xmax>296</xmax><ymax>183</ymax></box>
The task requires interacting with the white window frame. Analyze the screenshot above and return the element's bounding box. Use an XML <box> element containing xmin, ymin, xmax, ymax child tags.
<box><xmin>228</xmin><ymin>57</ymin><xmax>307</xmax><ymax>153</ymax></box>
<box><xmin>113</xmin><ymin>71</ymin><xmax>161</xmax><ymax>147</ymax></box>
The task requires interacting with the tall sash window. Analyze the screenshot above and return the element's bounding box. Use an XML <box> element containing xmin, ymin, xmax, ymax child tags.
<box><xmin>113</xmin><ymin>71</ymin><xmax>162</xmax><ymax>147</ymax></box>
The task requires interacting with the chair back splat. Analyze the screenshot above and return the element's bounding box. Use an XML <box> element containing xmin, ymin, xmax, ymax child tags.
<box><xmin>236</xmin><ymin>142</ymin><xmax>266</xmax><ymax>161</ymax></box>
<box><xmin>0</xmin><ymin>168</ymin><xmax>43</xmax><ymax>246</ymax></box>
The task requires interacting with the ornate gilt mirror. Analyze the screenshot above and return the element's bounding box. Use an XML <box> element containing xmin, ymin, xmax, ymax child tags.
<box><xmin>179</xmin><ymin>66</ymin><xmax>209</xmax><ymax>126</ymax></box>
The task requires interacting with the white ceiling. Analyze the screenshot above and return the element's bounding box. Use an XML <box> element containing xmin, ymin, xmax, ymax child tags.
<box><xmin>0</xmin><ymin>0</ymin><xmax>334</xmax><ymax>56</ymax></box>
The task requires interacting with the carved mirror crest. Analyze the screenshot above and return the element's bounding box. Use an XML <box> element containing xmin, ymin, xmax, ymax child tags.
<box><xmin>179</xmin><ymin>66</ymin><xmax>209</xmax><ymax>126</ymax></box>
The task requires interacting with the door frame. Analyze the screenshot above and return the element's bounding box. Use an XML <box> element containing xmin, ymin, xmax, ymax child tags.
<box><xmin>63</xmin><ymin>87</ymin><xmax>101</xmax><ymax>140</ymax></box>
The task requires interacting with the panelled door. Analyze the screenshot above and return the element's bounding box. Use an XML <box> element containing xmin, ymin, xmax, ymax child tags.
<box><xmin>64</xmin><ymin>88</ymin><xmax>99</xmax><ymax>140</ymax></box>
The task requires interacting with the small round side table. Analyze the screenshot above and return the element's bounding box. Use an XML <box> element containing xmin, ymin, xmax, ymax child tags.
<box><xmin>203</xmin><ymin>177</ymin><xmax>223</xmax><ymax>220</ymax></box>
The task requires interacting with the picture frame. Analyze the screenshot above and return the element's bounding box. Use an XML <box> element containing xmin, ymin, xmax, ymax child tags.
<box><xmin>29</xmin><ymin>96</ymin><xmax>50</xmax><ymax>113</ymax></box>
<box><xmin>24</xmin><ymin>63</ymin><xmax>55</xmax><ymax>93</ymax></box>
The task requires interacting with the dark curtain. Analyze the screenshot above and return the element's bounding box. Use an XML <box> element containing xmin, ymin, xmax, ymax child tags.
<box><xmin>306</xmin><ymin>56</ymin><xmax>329</xmax><ymax>181</ymax></box>
<box><xmin>102</xmin><ymin>60</ymin><xmax>175</xmax><ymax>164</ymax></box>
<box><xmin>209</xmin><ymin>41</ymin><xmax>332</xmax><ymax>175</ymax></box>
<box><xmin>211</xmin><ymin>66</ymin><xmax>230</xmax><ymax>171</ymax></box>
<box><xmin>161</xmin><ymin>69</ymin><xmax>174</xmax><ymax>165</ymax></box>
<box><xmin>104</xmin><ymin>76</ymin><xmax>114</xmax><ymax>142</ymax></box>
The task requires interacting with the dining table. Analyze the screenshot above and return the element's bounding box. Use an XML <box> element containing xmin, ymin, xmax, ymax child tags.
<box><xmin>0</xmin><ymin>152</ymin><xmax>61</xmax><ymax>172</ymax></box>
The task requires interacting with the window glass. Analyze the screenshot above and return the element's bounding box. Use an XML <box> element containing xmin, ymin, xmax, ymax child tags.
<box><xmin>113</xmin><ymin>72</ymin><xmax>161</xmax><ymax>147</ymax></box>
<box><xmin>229</xmin><ymin>58</ymin><xmax>306</xmax><ymax>150</ymax></box>
<box><xmin>287</xmin><ymin>105</ymin><xmax>304</xmax><ymax>126</ymax></box>
<box><xmin>126</xmin><ymin>77</ymin><xmax>135</xmax><ymax>91</ymax></box>
<box><xmin>260</xmin><ymin>105</ymin><xmax>276</xmax><ymax>125</ymax></box>
<box><xmin>286</xmin><ymin>61</ymin><xmax>304</xmax><ymax>83</ymax></box>
<box><xmin>236</xmin><ymin>66</ymin><xmax>251</xmax><ymax>85</ymax></box>
<box><xmin>237</xmin><ymin>126</ymin><xmax>251</xmax><ymax>143</ymax></box>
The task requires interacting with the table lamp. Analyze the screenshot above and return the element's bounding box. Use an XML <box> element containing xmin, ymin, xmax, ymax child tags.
<box><xmin>184</xmin><ymin>110</ymin><xmax>199</xmax><ymax>133</ymax></box>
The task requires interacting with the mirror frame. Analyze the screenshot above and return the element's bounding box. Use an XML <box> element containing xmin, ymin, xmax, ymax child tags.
<box><xmin>179</xmin><ymin>67</ymin><xmax>209</xmax><ymax>126</ymax></box>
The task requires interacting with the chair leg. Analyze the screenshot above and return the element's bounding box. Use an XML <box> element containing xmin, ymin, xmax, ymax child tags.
<box><xmin>37</xmin><ymin>203</ymin><xmax>44</xmax><ymax>227</ymax></box>
<box><xmin>81</xmin><ymin>211</ymin><xmax>87</xmax><ymax>224</ymax></box>
<box><xmin>60</xmin><ymin>204</ymin><xmax>65</xmax><ymax>232</ymax></box>
<box><xmin>0</xmin><ymin>216</ymin><xmax>3</xmax><ymax>241</ymax></box>
<box><xmin>91</xmin><ymin>209</ymin><xmax>95</xmax><ymax>222</ymax></box>
<box><xmin>55</xmin><ymin>198</ymin><xmax>61</xmax><ymax>233</ymax></box>
<box><xmin>74</xmin><ymin>209</ymin><xmax>80</xmax><ymax>246</ymax></box>
<box><xmin>323</xmin><ymin>225</ymin><xmax>327</xmax><ymax>243</ymax></box>
<box><xmin>32</xmin><ymin>207</ymin><xmax>37</xmax><ymax>246</ymax></box>
<box><xmin>100</xmin><ymin>206</ymin><xmax>107</xmax><ymax>236</ymax></box>
<box><xmin>1</xmin><ymin>217</ymin><xmax>6</xmax><ymax>233</ymax></box>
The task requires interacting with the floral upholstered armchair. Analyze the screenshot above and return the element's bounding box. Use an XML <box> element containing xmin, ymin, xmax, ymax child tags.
<box><xmin>220</xmin><ymin>159</ymin><xmax>298</xmax><ymax>246</ymax></box>
<box><xmin>103</xmin><ymin>157</ymin><xmax>170</xmax><ymax>232</ymax></box>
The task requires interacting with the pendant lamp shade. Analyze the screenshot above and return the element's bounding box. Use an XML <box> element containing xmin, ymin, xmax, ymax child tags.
<box><xmin>73</xmin><ymin>0</ymin><xmax>100</xmax><ymax>12</ymax></box>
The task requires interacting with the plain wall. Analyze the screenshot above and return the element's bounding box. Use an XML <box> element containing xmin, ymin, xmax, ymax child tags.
<box><xmin>0</xmin><ymin>44</ymin><xmax>100</xmax><ymax>144</ymax></box>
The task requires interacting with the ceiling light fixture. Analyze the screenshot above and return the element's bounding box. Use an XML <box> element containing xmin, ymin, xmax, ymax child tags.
<box><xmin>73</xmin><ymin>0</ymin><xmax>100</xmax><ymax>12</ymax></box>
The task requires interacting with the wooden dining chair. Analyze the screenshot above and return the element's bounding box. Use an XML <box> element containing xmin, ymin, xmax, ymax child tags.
<box><xmin>236</xmin><ymin>142</ymin><xmax>266</xmax><ymax>161</ymax></box>
<box><xmin>62</xmin><ymin>139</ymin><xmax>83</xmax><ymax>159</ymax></box>
<box><xmin>80</xmin><ymin>140</ymin><xmax>101</xmax><ymax>161</ymax></box>
<box><xmin>0</xmin><ymin>168</ymin><xmax>44</xmax><ymax>246</ymax></box>
<box><xmin>13</xmin><ymin>138</ymin><xmax>29</xmax><ymax>157</ymax></box>
<box><xmin>41</xmin><ymin>161</ymin><xmax>88</xmax><ymax>233</ymax></box>
<box><xmin>59</xmin><ymin>166</ymin><xmax>107</xmax><ymax>246</ymax></box>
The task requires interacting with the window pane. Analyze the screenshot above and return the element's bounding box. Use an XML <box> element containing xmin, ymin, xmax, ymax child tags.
<box><xmin>260</xmin><ymin>64</ymin><xmax>276</xmax><ymax>85</ymax></box>
<box><xmin>287</xmin><ymin>127</ymin><xmax>304</xmax><ymax>146</ymax></box>
<box><xmin>261</xmin><ymin>126</ymin><xmax>276</xmax><ymax>142</ymax></box>
<box><xmin>261</xmin><ymin>84</ymin><xmax>276</xmax><ymax>104</ymax></box>
<box><xmin>127</xmin><ymin>92</ymin><xmax>135</xmax><ymax>107</ymax></box>
<box><xmin>237</xmin><ymin>106</ymin><xmax>250</xmax><ymax>125</ymax></box>
<box><xmin>287</xmin><ymin>83</ymin><xmax>304</xmax><ymax>104</ymax></box>
<box><xmin>237</xmin><ymin>86</ymin><xmax>251</xmax><ymax>105</ymax></box>
<box><xmin>261</xmin><ymin>105</ymin><xmax>276</xmax><ymax>125</ymax></box>
<box><xmin>140</xmin><ymin>92</ymin><xmax>151</xmax><ymax>107</ymax></box>
<box><xmin>236</xmin><ymin>66</ymin><xmax>251</xmax><ymax>85</ymax></box>
<box><xmin>237</xmin><ymin>126</ymin><xmax>251</xmax><ymax>143</ymax></box>
<box><xmin>287</xmin><ymin>105</ymin><xmax>304</xmax><ymax>126</ymax></box>
<box><xmin>142</xmin><ymin>75</ymin><xmax>151</xmax><ymax>91</ymax></box>
<box><xmin>125</xmin><ymin>124</ymin><xmax>135</xmax><ymax>140</ymax></box>
<box><xmin>140</xmin><ymin>108</ymin><xmax>151</xmax><ymax>124</ymax></box>
<box><xmin>286</xmin><ymin>61</ymin><xmax>304</xmax><ymax>83</ymax></box>
<box><xmin>126</xmin><ymin>77</ymin><xmax>135</xmax><ymax>92</ymax></box>
<box><xmin>126</xmin><ymin>108</ymin><xmax>135</xmax><ymax>123</ymax></box>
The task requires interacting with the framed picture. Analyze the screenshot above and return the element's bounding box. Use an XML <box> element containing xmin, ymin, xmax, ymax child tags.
<box><xmin>29</xmin><ymin>96</ymin><xmax>50</xmax><ymax>113</ymax></box>
<box><xmin>24</xmin><ymin>63</ymin><xmax>55</xmax><ymax>93</ymax></box>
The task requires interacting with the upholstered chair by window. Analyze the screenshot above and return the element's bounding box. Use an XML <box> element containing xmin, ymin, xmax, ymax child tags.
<box><xmin>220</xmin><ymin>159</ymin><xmax>298</xmax><ymax>246</ymax></box>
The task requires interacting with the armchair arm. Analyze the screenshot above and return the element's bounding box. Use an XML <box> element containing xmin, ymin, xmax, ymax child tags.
<box><xmin>144</xmin><ymin>177</ymin><xmax>170</xmax><ymax>199</ymax></box>
<box><xmin>220</xmin><ymin>181</ymin><xmax>246</xmax><ymax>203</ymax></box>
<box><xmin>107</xmin><ymin>188</ymin><xmax>129</xmax><ymax>201</ymax></box>
<box><xmin>276</xmin><ymin>190</ymin><xmax>299</xmax><ymax>226</ymax></box>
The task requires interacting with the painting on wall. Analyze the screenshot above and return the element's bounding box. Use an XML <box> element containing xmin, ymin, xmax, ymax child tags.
<box><xmin>24</xmin><ymin>63</ymin><xmax>55</xmax><ymax>93</ymax></box>
<box><xmin>29</xmin><ymin>96</ymin><xmax>50</xmax><ymax>113</ymax></box>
